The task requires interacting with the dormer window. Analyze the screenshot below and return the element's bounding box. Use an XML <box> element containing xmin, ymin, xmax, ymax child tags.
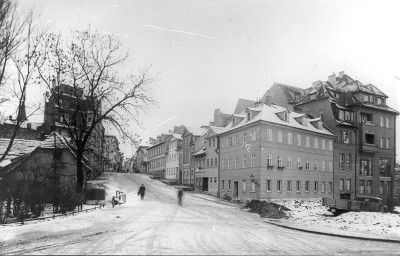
<box><xmin>284</xmin><ymin>113</ymin><xmax>288</xmax><ymax>122</ymax></box>
<box><xmin>310</xmin><ymin>93</ymin><xmax>316</xmax><ymax>100</ymax></box>
<box><xmin>247</xmin><ymin>112</ymin><xmax>251</xmax><ymax>120</ymax></box>
<box><xmin>294</xmin><ymin>93</ymin><xmax>300</xmax><ymax>102</ymax></box>
<box><xmin>232</xmin><ymin>118</ymin><xmax>236</xmax><ymax>126</ymax></box>
<box><xmin>377</xmin><ymin>97</ymin><xmax>385</xmax><ymax>105</ymax></box>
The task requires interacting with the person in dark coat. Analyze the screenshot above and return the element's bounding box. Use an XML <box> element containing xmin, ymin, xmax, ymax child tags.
<box><xmin>137</xmin><ymin>184</ymin><xmax>146</xmax><ymax>200</ymax></box>
<box><xmin>177</xmin><ymin>189</ymin><xmax>183</xmax><ymax>206</ymax></box>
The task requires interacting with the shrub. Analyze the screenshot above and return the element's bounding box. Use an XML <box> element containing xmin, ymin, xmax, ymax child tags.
<box><xmin>243</xmin><ymin>200</ymin><xmax>290</xmax><ymax>219</ymax></box>
<box><xmin>222</xmin><ymin>193</ymin><xmax>232</xmax><ymax>201</ymax></box>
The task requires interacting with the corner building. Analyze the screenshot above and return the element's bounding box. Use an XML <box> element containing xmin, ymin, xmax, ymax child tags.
<box><xmin>219</xmin><ymin>102</ymin><xmax>335</xmax><ymax>201</ymax></box>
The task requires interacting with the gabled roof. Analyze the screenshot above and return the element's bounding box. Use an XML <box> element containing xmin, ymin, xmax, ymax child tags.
<box><xmin>221</xmin><ymin>103</ymin><xmax>334</xmax><ymax>136</ymax></box>
<box><xmin>0</xmin><ymin>138</ymin><xmax>42</xmax><ymax>166</ymax></box>
<box><xmin>234</xmin><ymin>98</ymin><xmax>257</xmax><ymax>114</ymax></box>
<box><xmin>184</xmin><ymin>126</ymin><xmax>207</xmax><ymax>137</ymax></box>
<box><xmin>193</xmin><ymin>146</ymin><xmax>207</xmax><ymax>157</ymax></box>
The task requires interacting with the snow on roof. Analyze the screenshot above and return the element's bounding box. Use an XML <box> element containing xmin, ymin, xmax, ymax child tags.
<box><xmin>0</xmin><ymin>138</ymin><xmax>42</xmax><ymax>164</ymax></box>
<box><xmin>209</xmin><ymin>126</ymin><xmax>226</xmax><ymax>134</ymax></box>
<box><xmin>221</xmin><ymin>103</ymin><xmax>334</xmax><ymax>136</ymax></box>
<box><xmin>193</xmin><ymin>147</ymin><xmax>207</xmax><ymax>157</ymax></box>
<box><xmin>185</xmin><ymin>126</ymin><xmax>207</xmax><ymax>136</ymax></box>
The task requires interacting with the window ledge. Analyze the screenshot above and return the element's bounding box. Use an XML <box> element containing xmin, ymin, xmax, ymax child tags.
<box><xmin>250</xmin><ymin>191</ymin><xmax>256</xmax><ymax>193</ymax></box>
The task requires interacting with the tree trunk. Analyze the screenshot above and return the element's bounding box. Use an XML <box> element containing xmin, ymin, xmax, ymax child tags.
<box><xmin>76</xmin><ymin>157</ymin><xmax>84</xmax><ymax>193</ymax></box>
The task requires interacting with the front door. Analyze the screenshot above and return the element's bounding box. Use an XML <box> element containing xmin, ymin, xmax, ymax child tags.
<box><xmin>179</xmin><ymin>171</ymin><xmax>182</xmax><ymax>184</ymax></box>
<box><xmin>234</xmin><ymin>181</ymin><xmax>239</xmax><ymax>198</ymax></box>
<box><xmin>202</xmin><ymin>177</ymin><xmax>209</xmax><ymax>191</ymax></box>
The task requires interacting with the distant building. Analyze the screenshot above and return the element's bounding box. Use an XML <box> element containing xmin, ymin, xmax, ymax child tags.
<box><xmin>165</xmin><ymin>133</ymin><xmax>181</xmax><ymax>181</ymax></box>
<box><xmin>104</xmin><ymin>135</ymin><xmax>123</xmax><ymax>172</ymax></box>
<box><xmin>136</xmin><ymin>146</ymin><xmax>149</xmax><ymax>174</ymax></box>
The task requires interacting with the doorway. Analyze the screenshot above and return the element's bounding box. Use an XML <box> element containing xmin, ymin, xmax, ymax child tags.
<box><xmin>233</xmin><ymin>181</ymin><xmax>239</xmax><ymax>198</ymax></box>
<box><xmin>202</xmin><ymin>177</ymin><xmax>209</xmax><ymax>192</ymax></box>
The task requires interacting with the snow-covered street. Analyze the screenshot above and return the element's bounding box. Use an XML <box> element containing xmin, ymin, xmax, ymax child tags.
<box><xmin>1</xmin><ymin>173</ymin><xmax>400</xmax><ymax>255</ymax></box>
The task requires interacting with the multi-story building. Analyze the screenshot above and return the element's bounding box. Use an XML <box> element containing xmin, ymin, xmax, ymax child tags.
<box><xmin>165</xmin><ymin>133</ymin><xmax>181</xmax><ymax>181</ymax></box>
<box><xmin>294</xmin><ymin>72</ymin><xmax>398</xmax><ymax>202</ymax></box>
<box><xmin>136</xmin><ymin>146</ymin><xmax>149</xmax><ymax>174</ymax></box>
<box><xmin>147</xmin><ymin>140</ymin><xmax>166</xmax><ymax>179</ymax></box>
<box><xmin>194</xmin><ymin>126</ymin><xmax>225</xmax><ymax>196</ymax></box>
<box><xmin>180</xmin><ymin>126</ymin><xmax>207</xmax><ymax>188</ymax></box>
<box><xmin>219</xmin><ymin>101</ymin><xmax>335</xmax><ymax>201</ymax></box>
<box><xmin>104</xmin><ymin>135</ymin><xmax>122</xmax><ymax>172</ymax></box>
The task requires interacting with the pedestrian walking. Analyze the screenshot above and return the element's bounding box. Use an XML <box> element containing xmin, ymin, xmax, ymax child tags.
<box><xmin>137</xmin><ymin>184</ymin><xmax>146</xmax><ymax>200</ymax></box>
<box><xmin>177</xmin><ymin>188</ymin><xmax>183</xmax><ymax>206</ymax></box>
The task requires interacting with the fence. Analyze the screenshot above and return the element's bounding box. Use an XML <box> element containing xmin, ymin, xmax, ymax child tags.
<box><xmin>0</xmin><ymin>202</ymin><xmax>105</xmax><ymax>225</ymax></box>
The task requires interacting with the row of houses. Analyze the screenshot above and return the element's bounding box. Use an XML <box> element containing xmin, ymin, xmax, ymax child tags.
<box><xmin>129</xmin><ymin>71</ymin><xmax>398</xmax><ymax>203</ymax></box>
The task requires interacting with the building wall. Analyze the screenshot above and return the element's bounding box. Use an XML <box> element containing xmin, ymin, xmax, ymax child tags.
<box><xmin>148</xmin><ymin>142</ymin><xmax>166</xmax><ymax>178</ymax></box>
<box><xmin>166</xmin><ymin>138</ymin><xmax>180</xmax><ymax>180</ymax></box>
<box><xmin>220</xmin><ymin>121</ymin><xmax>334</xmax><ymax>201</ymax></box>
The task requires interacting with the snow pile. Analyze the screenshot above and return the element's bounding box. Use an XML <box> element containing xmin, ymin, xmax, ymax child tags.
<box><xmin>270</xmin><ymin>199</ymin><xmax>400</xmax><ymax>238</ymax></box>
<box><xmin>243</xmin><ymin>200</ymin><xmax>290</xmax><ymax>219</ymax></box>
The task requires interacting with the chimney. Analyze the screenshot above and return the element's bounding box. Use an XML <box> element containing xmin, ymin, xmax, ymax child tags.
<box><xmin>328</xmin><ymin>73</ymin><xmax>336</xmax><ymax>86</ymax></box>
<box><xmin>214</xmin><ymin>108</ymin><xmax>221</xmax><ymax>126</ymax></box>
<box><xmin>339</xmin><ymin>71</ymin><xmax>344</xmax><ymax>79</ymax></box>
<box><xmin>265</xmin><ymin>95</ymin><xmax>272</xmax><ymax>106</ymax></box>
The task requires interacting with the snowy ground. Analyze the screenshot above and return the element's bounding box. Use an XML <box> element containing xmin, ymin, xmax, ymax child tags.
<box><xmin>270</xmin><ymin>199</ymin><xmax>400</xmax><ymax>240</ymax></box>
<box><xmin>1</xmin><ymin>173</ymin><xmax>400</xmax><ymax>255</ymax></box>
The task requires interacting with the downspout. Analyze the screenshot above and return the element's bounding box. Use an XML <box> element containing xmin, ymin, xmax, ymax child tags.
<box><xmin>393</xmin><ymin>115</ymin><xmax>397</xmax><ymax>200</ymax></box>
<box><xmin>217</xmin><ymin>135</ymin><xmax>220</xmax><ymax>198</ymax></box>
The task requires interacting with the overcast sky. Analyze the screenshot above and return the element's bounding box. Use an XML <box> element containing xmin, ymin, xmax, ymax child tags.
<box><xmin>15</xmin><ymin>0</ymin><xmax>400</xmax><ymax>158</ymax></box>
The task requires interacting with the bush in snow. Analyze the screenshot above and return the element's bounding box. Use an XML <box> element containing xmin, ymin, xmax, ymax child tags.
<box><xmin>243</xmin><ymin>200</ymin><xmax>290</xmax><ymax>219</ymax></box>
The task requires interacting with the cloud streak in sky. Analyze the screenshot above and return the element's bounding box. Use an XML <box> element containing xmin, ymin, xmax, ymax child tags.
<box><xmin>145</xmin><ymin>25</ymin><xmax>217</xmax><ymax>40</ymax></box>
<box><xmin>156</xmin><ymin>115</ymin><xmax>179</xmax><ymax>127</ymax></box>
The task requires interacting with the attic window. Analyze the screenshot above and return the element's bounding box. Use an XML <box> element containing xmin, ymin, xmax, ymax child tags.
<box><xmin>232</xmin><ymin>118</ymin><xmax>236</xmax><ymax>126</ymax></box>
<box><xmin>284</xmin><ymin>113</ymin><xmax>288</xmax><ymax>122</ymax></box>
<box><xmin>294</xmin><ymin>93</ymin><xmax>300</xmax><ymax>102</ymax></box>
<box><xmin>247</xmin><ymin>112</ymin><xmax>251</xmax><ymax>120</ymax></box>
<box><xmin>310</xmin><ymin>93</ymin><xmax>316</xmax><ymax>100</ymax></box>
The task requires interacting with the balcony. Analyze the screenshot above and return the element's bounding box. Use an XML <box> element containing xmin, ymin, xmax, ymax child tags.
<box><xmin>360</xmin><ymin>143</ymin><xmax>378</xmax><ymax>154</ymax></box>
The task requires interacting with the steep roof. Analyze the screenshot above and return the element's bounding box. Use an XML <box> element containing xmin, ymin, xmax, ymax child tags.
<box><xmin>234</xmin><ymin>98</ymin><xmax>257</xmax><ymax>114</ymax></box>
<box><xmin>184</xmin><ymin>126</ymin><xmax>207</xmax><ymax>137</ymax></box>
<box><xmin>0</xmin><ymin>138</ymin><xmax>42</xmax><ymax>166</ymax></box>
<box><xmin>221</xmin><ymin>103</ymin><xmax>334</xmax><ymax>136</ymax></box>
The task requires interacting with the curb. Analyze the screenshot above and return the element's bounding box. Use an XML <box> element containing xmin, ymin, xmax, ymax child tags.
<box><xmin>264</xmin><ymin>219</ymin><xmax>400</xmax><ymax>244</ymax></box>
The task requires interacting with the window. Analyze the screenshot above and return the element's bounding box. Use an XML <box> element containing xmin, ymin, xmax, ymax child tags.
<box><xmin>294</xmin><ymin>93</ymin><xmax>300</xmax><ymax>102</ymax></box>
<box><xmin>207</xmin><ymin>159</ymin><xmax>209</xmax><ymax>167</ymax></box>
<box><xmin>306</xmin><ymin>136</ymin><xmax>310</xmax><ymax>147</ymax></box>
<box><xmin>267</xmin><ymin>129</ymin><xmax>273</xmax><ymax>141</ymax></box>
<box><xmin>211</xmin><ymin>158</ymin><xmax>214</xmax><ymax>167</ymax></box>
<box><xmin>306</xmin><ymin>181</ymin><xmax>310</xmax><ymax>192</ymax></box>
<box><xmin>267</xmin><ymin>153</ymin><xmax>272</xmax><ymax>167</ymax></box>
<box><xmin>228</xmin><ymin>158</ymin><xmax>232</xmax><ymax>169</ymax></box>
<box><xmin>314</xmin><ymin>138</ymin><xmax>318</xmax><ymax>149</ymax></box>
<box><xmin>278</xmin><ymin>131</ymin><xmax>283</xmax><ymax>143</ymax></box>
<box><xmin>247</xmin><ymin>112</ymin><xmax>251</xmax><ymax>120</ymax></box>
<box><xmin>228</xmin><ymin>180</ymin><xmax>231</xmax><ymax>190</ymax></box>
<box><xmin>365</xmin><ymin>134</ymin><xmax>375</xmax><ymax>145</ymax></box>
<box><xmin>243</xmin><ymin>133</ymin><xmax>247</xmax><ymax>143</ymax></box>
<box><xmin>234</xmin><ymin>157</ymin><xmax>238</xmax><ymax>169</ymax></box>
<box><xmin>229</xmin><ymin>137</ymin><xmax>233</xmax><ymax>146</ymax></box>
<box><xmin>222</xmin><ymin>158</ymin><xmax>226</xmax><ymax>170</ymax></box>
<box><xmin>339</xmin><ymin>153</ymin><xmax>345</xmax><ymax>169</ymax></box>
<box><xmin>251</xmin><ymin>182</ymin><xmax>255</xmax><ymax>192</ymax></box>
<box><xmin>314</xmin><ymin>159</ymin><xmax>318</xmax><ymax>170</ymax></box>
<box><xmin>242</xmin><ymin>180</ymin><xmax>246</xmax><ymax>192</ymax></box>
<box><xmin>381</xmin><ymin>136</ymin><xmax>385</xmax><ymax>148</ymax></box>
<box><xmin>322</xmin><ymin>160</ymin><xmax>326</xmax><ymax>171</ymax></box>
<box><xmin>278</xmin><ymin>155</ymin><xmax>282</xmax><ymax>168</ymax></box>
<box><xmin>386</xmin><ymin>137</ymin><xmax>390</xmax><ymax>149</ymax></box>
<box><xmin>215</xmin><ymin>158</ymin><xmax>218</xmax><ymax>166</ymax></box>
<box><xmin>339</xmin><ymin>179</ymin><xmax>344</xmax><ymax>191</ymax></box>
<box><xmin>288</xmin><ymin>133</ymin><xmax>292</xmax><ymax>144</ymax></box>
<box><xmin>267</xmin><ymin>180</ymin><xmax>271</xmax><ymax>191</ymax></box>
<box><xmin>329</xmin><ymin>182</ymin><xmax>333</xmax><ymax>193</ymax></box>
<box><xmin>314</xmin><ymin>181</ymin><xmax>318</xmax><ymax>192</ymax></box>
<box><xmin>328</xmin><ymin>141</ymin><xmax>333</xmax><ymax>151</ymax></box>
<box><xmin>296</xmin><ymin>181</ymin><xmax>301</xmax><ymax>193</ymax></box>
<box><xmin>232</xmin><ymin>119</ymin><xmax>236</xmax><ymax>126</ymax></box>
<box><xmin>379</xmin><ymin>181</ymin><xmax>384</xmax><ymax>194</ymax></box>
<box><xmin>346</xmin><ymin>154</ymin><xmax>352</xmax><ymax>171</ymax></box>
<box><xmin>341</xmin><ymin>131</ymin><xmax>350</xmax><ymax>144</ymax></box>
<box><xmin>366</xmin><ymin>180</ymin><xmax>372</xmax><ymax>194</ymax></box>
<box><xmin>359</xmin><ymin>180</ymin><xmax>365</xmax><ymax>194</ymax></box>
<box><xmin>361</xmin><ymin>113</ymin><xmax>373</xmax><ymax>124</ymax></box>
<box><xmin>321</xmin><ymin>182</ymin><xmax>325</xmax><ymax>193</ymax></box>
<box><xmin>251</xmin><ymin>154</ymin><xmax>255</xmax><ymax>167</ymax></box>
<box><xmin>297</xmin><ymin>135</ymin><xmax>302</xmax><ymax>146</ymax></box>
<box><xmin>345</xmin><ymin>179</ymin><xmax>351</xmax><ymax>191</ymax></box>
<box><xmin>277</xmin><ymin>180</ymin><xmax>282</xmax><ymax>192</ymax></box>
<box><xmin>329</xmin><ymin>161</ymin><xmax>333</xmax><ymax>172</ymax></box>
<box><xmin>235</xmin><ymin>135</ymin><xmax>240</xmax><ymax>145</ymax></box>
<box><xmin>379</xmin><ymin>159</ymin><xmax>391</xmax><ymax>177</ymax></box>
<box><xmin>305</xmin><ymin>158</ymin><xmax>310</xmax><ymax>170</ymax></box>
<box><xmin>297</xmin><ymin>157</ymin><xmax>302</xmax><ymax>169</ymax></box>
<box><xmin>321</xmin><ymin>139</ymin><xmax>326</xmax><ymax>150</ymax></box>
<box><xmin>287</xmin><ymin>181</ymin><xmax>292</xmax><ymax>191</ymax></box>
<box><xmin>387</xmin><ymin>181</ymin><xmax>391</xmax><ymax>194</ymax></box>
<box><xmin>222</xmin><ymin>180</ymin><xmax>225</xmax><ymax>190</ymax></box>
<box><xmin>213</xmin><ymin>138</ymin><xmax>215</xmax><ymax>147</ymax></box>
<box><xmin>360</xmin><ymin>156</ymin><xmax>372</xmax><ymax>176</ymax></box>
<box><xmin>288</xmin><ymin>156</ymin><xmax>292</xmax><ymax>168</ymax></box>
<box><xmin>284</xmin><ymin>112</ymin><xmax>289</xmax><ymax>121</ymax></box>
<box><xmin>386</xmin><ymin>117</ymin><xmax>390</xmax><ymax>128</ymax></box>
<box><xmin>243</xmin><ymin>156</ymin><xmax>247</xmax><ymax>168</ymax></box>
<box><xmin>380</xmin><ymin>116</ymin><xmax>384</xmax><ymax>127</ymax></box>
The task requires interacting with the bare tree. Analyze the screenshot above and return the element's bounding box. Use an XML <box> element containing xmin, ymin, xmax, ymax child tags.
<box><xmin>0</xmin><ymin>5</ymin><xmax>47</xmax><ymax>163</ymax></box>
<box><xmin>38</xmin><ymin>28</ymin><xmax>155</xmax><ymax>193</ymax></box>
